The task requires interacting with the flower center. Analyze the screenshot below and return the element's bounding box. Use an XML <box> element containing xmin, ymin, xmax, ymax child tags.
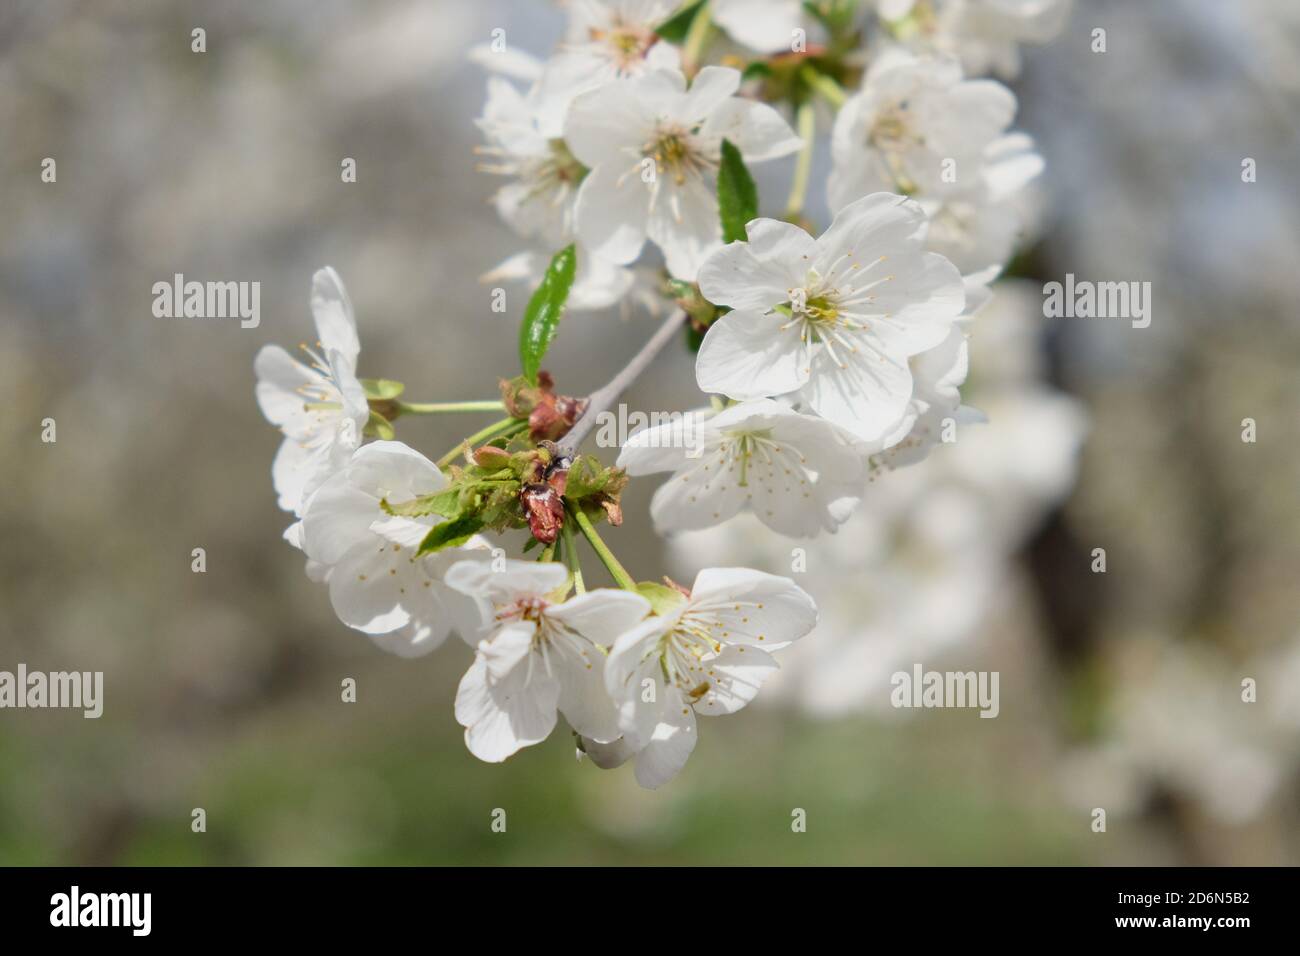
<box><xmin>794</xmin><ymin>293</ymin><xmax>841</xmax><ymax>325</ymax></box>
<box><xmin>871</xmin><ymin>106</ymin><xmax>913</xmax><ymax>148</ymax></box>
<box><xmin>643</xmin><ymin>126</ymin><xmax>710</xmax><ymax>186</ymax></box>
<box><xmin>591</xmin><ymin>23</ymin><xmax>654</xmax><ymax>69</ymax></box>
<box><xmin>721</xmin><ymin>428</ymin><xmax>778</xmax><ymax>488</ymax></box>
<box><xmin>657</xmin><ymin>617</ymin><xmax>722</xmax><ymax>699</ymax></box>
<box><xmin>498</xmin><ymin>596</ymin><xmax>548</xmax><ymax>625</ymax></box>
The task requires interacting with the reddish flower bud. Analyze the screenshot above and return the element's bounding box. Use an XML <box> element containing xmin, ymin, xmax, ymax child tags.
<box><xmin>521</xmin><ymin>484</ymin><xmax>566</xmax><ymax>545</ymax></box>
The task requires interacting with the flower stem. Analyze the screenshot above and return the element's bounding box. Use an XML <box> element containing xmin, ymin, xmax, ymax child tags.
<box><xmin>436</xmin><ymin>417</ymin><xmax>526</xmax><ymax>469</ymax></box>
<box><xmin>571</xmin><ymin>507</ymin><xmax>637</xmax><ymax>592</ymax></box>
<box><xmin>398</xmin><ymin>399</ymin><xmax>505</xmax><ymax>415</ymax></box>
<box><xmin>783</xmin><ymin>100</ymin><xmax>817</xmax><ymax>219</ymax></box>
<box><xmin>558</xmin><ymin>309</ymin><xmax>687</xmax><ymax>455</ymax></box>
<box><xmin>681</xmin><ymin>1</ymin><xmax>715</xmax><ymax>76</ymax></box>
<box><xmin>561</xmin><ymin>517</ymin><xmax>585</xmax><ymax>594</ymax></box>
<box><xmin>801</xmin><ymin>65</ymin><xmax>847</xmax><ymax>109</ymax></box>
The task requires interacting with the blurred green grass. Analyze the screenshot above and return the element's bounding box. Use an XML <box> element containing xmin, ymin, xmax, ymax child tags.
<box><xmin>1</xmin><ymin>657</ymin><xmax>1090</xmax><ymax>865</ymax></box>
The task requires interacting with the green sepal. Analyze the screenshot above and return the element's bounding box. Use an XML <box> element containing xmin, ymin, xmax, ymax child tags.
<box><xmin>360</xmin><ymin>378</ymin><xmax>405</xmax><ymax>400</ymax></box>
<box><xmin>636</xmin><ymin>582</ymin><xmax>688</xmax><ymax>617</ymax></box>
<box><xmin>364</xmin><ymin>410</ymin><xmax>395</xmax><ymax>440</ymax></box>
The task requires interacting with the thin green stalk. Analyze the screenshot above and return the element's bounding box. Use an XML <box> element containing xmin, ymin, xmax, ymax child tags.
<box><xmin>783</xmin><ymin>100</ymin><xmax>817</xmax><ymax>219</ymax></box>
<box><xmin>398</xmin><ymin>399</ymin><xmax>505</xmax><ymax>415</ymax></box>
<box><xmin>682</xmin><ymin>1</ymin><xmax>714</xmax><ymax>76</ymax></box>
<box><xmin>801</xmin><ymin>65</ymin><xmax>847</xmax><ymax>109</ymax></box>
<box><xmin>572</xmin><ymin>508</ymin><xmax>636</xmax><ymax>592</ymax></box>
<box><xmin>435</xmin><ymin>417</ymin><xmax>526</xmax><ymax>469</ymax></box>
<box><xmin>561</xmin><ymin>517</ymin><xmax>585</xmax><ymax>594</ymax></box>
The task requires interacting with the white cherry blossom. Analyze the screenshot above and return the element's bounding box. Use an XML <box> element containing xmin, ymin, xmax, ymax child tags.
<box><xmin>917</xmin><ymin>131</ymin><xmax>1043</xmax><ymax>278</ymax></box>
<box><xmin>712</xmin><ymin>0</ymin><xmax>806</xmax><ymax>54</ymax></box>
<box><xmin>476</xmin><ymin>76</ymin><xmax>588</xmax><ymax>246</ymax></box>
<box><xmin>604</xmin><ymin>567</ymin><xmax>818</xmax><ymax>788</ymax></box>
<box><xmin>827</xmin><ymin>51</ymin><xmax>1018</xmax><ymax>205</ymax></box>
<box><xmin>447</xmin><ymin>560</ymin><xmax>652</xmax><ymax>762</ymax></box>
<box><xmin>880</xmin><ymin>0</ymin><xmax>1072</xmax><ymax>79</ymax></box>
<box><xmin>695</xmin><ymin>193</ymin><xmax>965</xmax><ymax>440</ymax></box>
<box><xmin>299</xmin><ymin>441</ymin><xmax>488</xmax><ymax>651</ymax></box>
<box><xmin>254</xmin><ymin>267</ymin><xmax>368</xmax><ymax>515</ymax></box>
<box><xmin>535</xmin><ymin>0</ymin><xmax>683</xmax><ymax>136</ymax></box>
<box><xmin>617</xmin><ymin>399</ymin><xmax>864</xmax><ymax>536</ymax></box>
<box><xmin>863</xmin><ymin>324</ymin><xmax>986</xmax><ymax>471</ymax></box>
<box><xmin>565</xmin><ymin>66</ymin><xmax>802</xmax><ymax>280</ymax></box>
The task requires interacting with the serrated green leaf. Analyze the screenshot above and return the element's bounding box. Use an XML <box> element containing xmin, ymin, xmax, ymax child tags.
<box><xmin>418</xmin><ymin>515</ymin><xmax>486</xmax><ymax>555</ymax></box>
<box><xmin>655</xmin><ymin>0</ymin><xmax>705</xmax><ymax>43</ymax></box>
<box><xmin>717</xmin><ymin>139</ymin><xmax>758</xmax><ymax>244</ymax></box>
<box><xmin>360</xmin><ymin>377</ymin><xmax>405</xmax><ymax>400</ymax></box>
<box><xmin>381</xmin><ymin>487</ymin><xmax>462</xmax><ymax>520</ymax></box>
<box><xmin>636</xmin><ymin>582</ymin><xmax>688</xmax><ymax>617</ymax></box>
<box><xmin>519</xmin><ymin>244</ymin><xmax>577</xmax><ymax>385</ymax></box>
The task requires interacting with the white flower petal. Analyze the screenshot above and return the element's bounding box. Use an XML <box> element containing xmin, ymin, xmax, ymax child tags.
<box><xmin>647</xmin><ymin>174</ymin><xmax>721</xmax><ymax>280</ymax></box>
<box><xmin>649</xmin><ymin>454</ymin><xmax>751</xmax><ymax>533</ymax></box>
<box><xmin>606</xmin><ymin>615</ymin><xmax>675</xmax><ymax>746</ymax></box>
<box><xmin>574</xmin><ymin>163</ymin><xmax>651</xmax><ymax>266</ymax></box>
<box><xmin>697</xmin><ymin>231</ymin><xmax>801</xmax><ymax>312</ymax></box>
<box><xmin>680</xmin><ymin>65</ymin><xmax>742</xmax><ymax>120</ymax></box>
<box><xmin>633</xmin><ymin>703</ymin><xmax>697</xmax><ymax>789</ymax></box>
<box><xmin>815</xmin><ymin>192</ymin><xmax>930</xmax><ymax>267</ymax></box>
<box><xmin>326</xmin><ymin>541</ymin><xmax>416</xmax><ymax>634</ymax></box>
<box><xmin>456</xmin><ymin>626</ymin><xmax>561</xmax><ymax>763</ymax></box>
<box><xmin>616</xmin><ymin>411</ymin><xmax>711</xmax><ymax>475</ymax></box>
<box><xmin>701</xmin><ymin>97</ymin><xmax>803</xmax><ymax>162</ymax></box>
<box><xmin>695</xmin><ymin>309</ymin><xmax>809</xmax><ymax>400</ymax></box>
<box><xmin>799</xmin><ymin>343</ymin><xmax>915</xmax><ymax>441</ymax></box>
<box><xmin>445</xmin><ymin>558</ymin><xmax>568</xmax><ymax>605</ymax></box>
<box><xmin>310</xmin><ymin>267</ymin><xmax>361</xmax><ymax>362</ymax></box>
<box><xmin>254</xmin><ymin>345</ymin><xmax>323</xmax><ymax>433</ymax></box>
<box><xmin>578</xmin><ymin>735</ymin><xmax>637</xmax><ymax>769</ymax></box>
<box><xmin>545</xmin><ymin>589</ymin><xmax>652</xmax><ymax>645</ymax></box>
<box><xmin>688</xmin><ymin>566</ymin><xmax>818</xmax><ymax>649</ymax></box>
<box><xmin>555</xmin><ymin>644</ymin><xmax>622</xmax><ymax>744</ymax></box>
<box><xmin>692</xmin><ymin>643</ymin><xmax>779</xmax><ymax>715</ymax></box>
<box><xmin>369</xmin><ymin>618</ymin><xmax>449</xmax><ymax>658</ymax></box>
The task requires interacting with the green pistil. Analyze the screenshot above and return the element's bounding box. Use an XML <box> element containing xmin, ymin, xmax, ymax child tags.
<box><xmin>802</xmin><ymin>295</ymin><xmax>840</xmax><ymax>323</ymax></box>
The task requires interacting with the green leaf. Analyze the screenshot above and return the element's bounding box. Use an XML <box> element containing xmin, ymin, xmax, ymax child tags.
<box><xmin>519</xmin><ymin>244</ymin><xmax>577</xmax><ymax>385</ymax></box>
<box><xmin>655</xmin><ymin>0</ymin><xmax>705</xmax><ymax>43</ymax></box>
<box><xmin>741</xmin><ymin>61</ymin><xmax>774</xmax><ymax>82</ymax></box>
<box><xmin>564</xmin><ymin>456</ymin><xmax>610</xmax><ymax>500</ymax></box>
<box><xmin>717</xmin><ymin>139</ymin><xmax>758</xmax><ymax>244</ymax></box>
<box><xmin>360</xmin><ymin>377</ymin><xmax>405</xmax><ymax>400</ymax></box>
<box><xmin>417</xmin><ymin>515</ymin><xmax>486</xmax><ymax>555</ymax></box>
<box><xmin>363</xmin><ymin>410</ymin><xmax>395</xmax><ymax>440</ymax></box>
<box><xmin>381</xmin><ymin>487</ymin><xmax>462</xmax><ymax>520</ymax></box>
<box><xmin>636</xmin><ymin>582</ymin><xmax>689</xmax><ymax>617</ymax></box>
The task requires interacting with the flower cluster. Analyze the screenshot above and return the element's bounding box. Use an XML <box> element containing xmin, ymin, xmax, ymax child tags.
<box><xmin>255</xmin><ymin>0</ymin><xmax>1067</xmax><ymax>787</ymax></box>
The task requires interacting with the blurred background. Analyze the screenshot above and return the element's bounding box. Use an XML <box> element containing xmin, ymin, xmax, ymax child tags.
<box><xmin>0</xmin><ymin>0</ymin><xmax>1296</xmax><ymax>865</ymax></box>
